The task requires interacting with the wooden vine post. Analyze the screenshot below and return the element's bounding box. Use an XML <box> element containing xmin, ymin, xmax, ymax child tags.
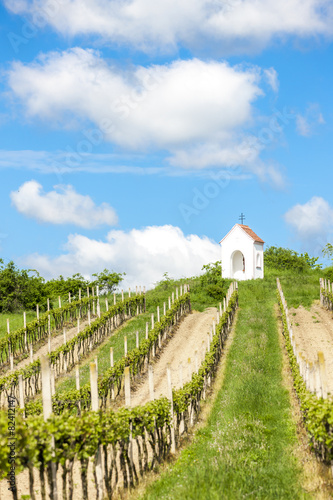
<box><xmin>41</xmin><ymin>355</ymin><xmax>58</xmax><ymax>499</ymax></box>
<box><xmin>90</xmin><ymin>362</ymin><xmax>104</xmax><ymax>498</ymax></box>
<box><xmin>124</xmin><ymin>366</ymin><xmax>131</xmax><ymax>407</ymax></box>
<box><xmin>167</xmin><ymin>364</ymin><xmax>176</xmax><ymax>453</ymax></box>
<box><xmin>96</xmin><ymin>285</ymin><xmax>100</xmax><ymax>318</ymax></box>
<box><xmin>18</xmin><ymin>374</ymin><xmax>24</xmax><ymax>413</ymax></box>
<box><xmin>110</xmin><ymin>347</ymin><xmax>115</xmax><ymax>400</ymax></box>
<box><xmin>318</xmin><ymin>351</ymin><xmax>328</xmax><ymax>399</ymax></box>
<box><xmin>23</xmin><ymin>311</ymin><xmax>27</xmax><ymax>350</ymax></box>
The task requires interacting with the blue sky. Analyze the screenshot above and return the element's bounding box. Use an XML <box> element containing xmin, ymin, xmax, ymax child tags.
<box><xmin>0</xmin><ymin>0</ymin><xmax>333</xmax><ymax>287</ymax></box>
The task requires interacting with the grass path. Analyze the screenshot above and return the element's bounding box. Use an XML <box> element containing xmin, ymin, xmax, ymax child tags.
<box><xmin>140</xmin><ymin>279</ymin><xmax>309</xmax><ymax>499</ymax></box>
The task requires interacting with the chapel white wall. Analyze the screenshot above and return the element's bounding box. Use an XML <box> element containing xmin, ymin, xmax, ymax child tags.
<box><xmin>221</xmin><ymin>226</ymin><xmax>264</xmax><ymax>281</ymax></box>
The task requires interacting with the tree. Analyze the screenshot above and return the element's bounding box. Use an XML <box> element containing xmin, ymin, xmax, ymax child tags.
<box><xmin>323</xmin><ymin>243</ymin><xmax>333</xmax><ymax>262</ymax></box>
<box><xmin>154</xmin><ymin>272</ymin><xmax>174</xmax><ymax>290</ymax></box>
<box><xmin>44</xmin><ymin>273</ymin><xmax>89</xmax><ymax>299</ymax></box>
<box><xmin>264</xmin><ymin>246</ymin><xmax>320</xmax><ymax>272</ymax></box>
<box><xmin>0</xmin><ymin>260</ymin><xmax>46</xmax><ymax>312</ymax></box>
<box><xmin>200</xmin><ymin>261</ymin><xmax>228</xmax><ymax>300</ymax></box>
<box><xmin>200</xmin><ymin>261</ymin><xmax>223</xmax><ymax>286</ymax></box>
<box><xmin>90</xmin><ymin>269</ymin><xmax>125</xmax><ymax>294</ymax></box>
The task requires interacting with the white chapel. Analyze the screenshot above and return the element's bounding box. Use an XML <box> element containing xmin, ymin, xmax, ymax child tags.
<box><xmin>220</xmin><ymin>224</ymin><xmax>264</xmax><ymax>281</ymax></box>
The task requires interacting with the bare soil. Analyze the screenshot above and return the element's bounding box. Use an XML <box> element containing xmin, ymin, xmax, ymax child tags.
<box><xmin>289</xmin><ymin>301</ymin><xmax>333</xmax><ymax>395</ymax></box>
<box><xmin>131</xmin><ymin>307</ymin><xmax>217</xmax><ymax>406</ymax></box>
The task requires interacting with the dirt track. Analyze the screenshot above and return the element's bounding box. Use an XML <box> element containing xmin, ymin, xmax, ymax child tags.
<box><xmin>131</xmin><ymin>306</ymin><xmax>217</xmax><ymax>406</ymax></box>
<box><xmin>289</xmin><ymin>301</ymin><xmax>333</xmax><ymax>394</ymax></box>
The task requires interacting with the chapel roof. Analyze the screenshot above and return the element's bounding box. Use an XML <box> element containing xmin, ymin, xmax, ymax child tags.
<box><xmin>238</xmin><ymin>224</ymin><xmax>264</xmax><ymax>243</ymax></box>
<box><xmin>219</xmin><ymin>224</ymin><xmax>265</xmax><ymax>244</ymax></box>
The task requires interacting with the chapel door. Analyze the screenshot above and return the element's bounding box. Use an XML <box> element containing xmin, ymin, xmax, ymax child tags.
<box><xmin>232</xmin><ymin>250</ymin><xmax>245</xmax><ymax>279</ymax></box>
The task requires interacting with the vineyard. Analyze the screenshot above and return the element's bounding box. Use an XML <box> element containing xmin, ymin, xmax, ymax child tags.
<box><xmin>1</xmin><ymin>270</ymin><xmax>333</xmax><ymax>499</ymax></box>
<box><xmin>0</xmin><ymin>280</ymin><xmax>238</xmax><ymax>499</ymax></box>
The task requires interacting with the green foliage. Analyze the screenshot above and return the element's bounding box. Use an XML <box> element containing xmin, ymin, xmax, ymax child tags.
<box><xmin>188</xmin><ymin>261</ymin><xmax>230</xmax><ymax>310</ymax></box>
<box><xmin>90</xmin><ymin>268</ymin><xmax>125</xmax><ymax>294</ymax></box>
<box><xmin>278</xmin><ymin>271</ymin><xmax>321</xmax><ymax>309</ymax></box>
<box><xmin>322</xmin><ymin>243</ymin><xmax>333</xmax><ymax>262</ymax></box>
<box><xmin>154</xmin><ymin>272</ymin><xmax>174</xmax><ymax>290</ymax></box>
<box><xmin>146</xmin><ymin>274</ymin><xmax>179</xmax><ymax>310</ymax></box>
<box><xmin>0</xmin><ymin>260</ymin><xmax>46</xmax><ymax>312</ymax></box>
<box><xmin>264</xmin><ymin>246</ymin><xmax>320</xmax><ymax>273</ymax></box>
<box><xmin>0</xmin><ymin>257</ymin><xmax>127</xmax><ymax>315</ymax></box>
<box><xmin>200</xmin><ymin>261</ymin><xmax>223</xmax><ymax>285</ymax></box>
<box><xmin>44</xmin><ymin>273</ymin><xmax>88</xmax><ymax>299</ymax></box>
<box><xmin>323</xmin><ymin>266</ymin><xmax>333</xmax><ymax>282</ymax></box>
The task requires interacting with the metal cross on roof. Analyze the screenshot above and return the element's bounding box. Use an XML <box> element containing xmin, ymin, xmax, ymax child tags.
<box><xmin>239</xmin><ymin>213</ymin><xmax>245</xmax><ymax>224</ymax></box>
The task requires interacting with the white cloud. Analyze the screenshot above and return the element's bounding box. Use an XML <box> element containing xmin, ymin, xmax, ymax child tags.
<box><xmin>296</xmin><ymin>103</ymin><xmax>325</xmax><ymax>136</ymax></box>
<box><xmin>5</xmin><ymin>0</ymin><xmax>333</xmax><ymax>53</ymax></box>
<box><xmin>6</xmin><ymin>49</ymin><xmax>286</xmax><ymax>182</ymax></box>
<box><xmin>10</xmin><ymin>180</ymin><xmax>118</xmax><ymax>228</ymax></box>
<box><xmin>296</xmin><ymin>115</ymin><xmax>311</xmax><ymax>136</ymax></box>
<box><xmin>0</xmin><ymin>149</ymin><xmax>166</xmax><ymax>175</ymax></box>
<box><xmin>264</xmin><ymin>68</ymin><xmax>279</xmax><ymax>92</ymax></box>
<box><xmin>7</xmin><ymin>50</ymin><xmax>262</xmax><ymax>149</ymax></box>
<box><xmin>20</xmin><ymin>225</ymin><xmax>221</xmax><ymax>288</ymax></box>
<box><xmin>284</xmin><ymin>196</ymin><xmax>333</xmax><ymax>241</ymax></box>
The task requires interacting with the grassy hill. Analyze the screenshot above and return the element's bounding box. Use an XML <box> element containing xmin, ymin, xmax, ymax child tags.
<box><xmin>140</xmin><ymin>278</ymin><xmax>311</xmax><ymax>499</ymax></box>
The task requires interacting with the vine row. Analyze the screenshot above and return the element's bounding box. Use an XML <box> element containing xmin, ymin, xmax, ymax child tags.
<box><xmin>25</xmin><ymin>294</ymin><xmax>190</xmax><ymax>416</ymax></box>
<box><xmin>0</xmin><ymin>295</ymin><xmax>145</xmax><ymax>409</ymax></box>
<box><xmin>0</xmin><ymin>295</ymin><xmax>96</xmax><ymax>366</ymax></box>
<box><xmin>277</xmin><ymin>286</ymin><xmax>333</xmax><ymax>464</ymax></box>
